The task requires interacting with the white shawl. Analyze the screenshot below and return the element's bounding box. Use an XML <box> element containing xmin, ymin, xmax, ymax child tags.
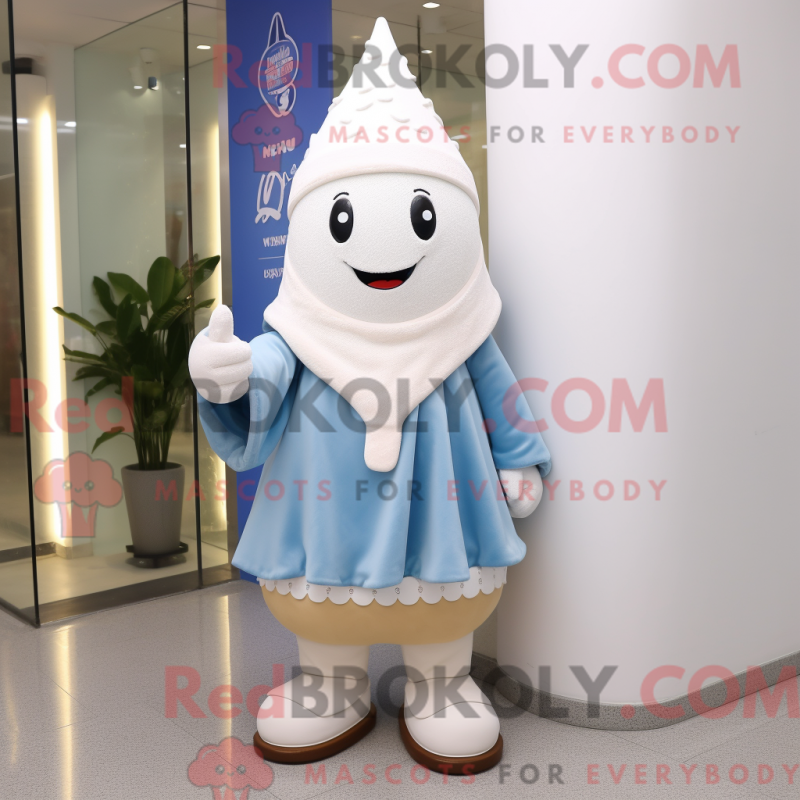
<box><xmin>264</xmin><ymin>254</ymin><xmax>501</xmax><ymax>472</ymax></box>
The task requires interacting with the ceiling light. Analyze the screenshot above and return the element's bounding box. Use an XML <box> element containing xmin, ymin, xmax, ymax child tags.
<box><xmin>16</xmin><ymin>117</ymin><xmax>27</xmax><ymax>124</ymax></box>
<box><xmin>179</xmin><ymin>143</ymin><xmax>186</xmax><ymax>149</ymax></box>
<box><xmin>423</xmin><ymin>2</ymin><xmax>440</xmax><ymax>7</ymax></box>
<box><xmin>197</xmin><ymin>44</ymin><xmax>211</xmax><ymax>50</ymax></box>
<box><xmin>129</xmin><ymin>62</ymin><xmax>145</xmax><ymax>90</ymax></box>
<box><xmin>421</xmin><ymin>49</ymin><xmax>432</xmax><ymax>54</ymax></box>
<box><xmin>65</xmin><ymin>121</ymin><xmax>76</xmax><ymax>128</ymax></box>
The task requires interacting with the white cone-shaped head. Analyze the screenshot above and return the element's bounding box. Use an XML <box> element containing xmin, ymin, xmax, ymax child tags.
<box><xmin>287</xmin><ymin>17</ymin><xmax>478</xmax><ymax>217</ymax></box>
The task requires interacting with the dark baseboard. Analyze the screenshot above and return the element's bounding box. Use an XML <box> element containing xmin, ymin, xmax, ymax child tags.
<box><xmin>21</xmin><ymin>564</ymin><xmax>238</xmax><ymax>625</ymax></box>
<box><xmin>0</xmin><ymin>541</ymin><xmax>55</xmax><ymax>564</ymax></box>
<box><xmin>472</xmin><ymin>650</ymin><xmax>800</xmax><ymax>731</ymax></box>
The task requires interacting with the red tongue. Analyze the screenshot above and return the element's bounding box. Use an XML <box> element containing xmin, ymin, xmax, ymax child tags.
<box><xmin>368</xmin><ymin>279</ymin><xmax>403</xmax><ymax>289</ymax></box>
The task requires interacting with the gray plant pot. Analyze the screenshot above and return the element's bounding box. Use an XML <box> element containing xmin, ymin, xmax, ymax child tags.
<box><xmin>121</xmin><ymin>463</ymin><xmax>185</xmax><ymax>557</ymax></box>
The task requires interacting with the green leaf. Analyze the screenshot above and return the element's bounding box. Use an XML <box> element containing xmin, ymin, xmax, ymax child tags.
<box><xmin>171</xmin><ymin>270</ymin><xmax>187</xmax><ymax>298</ymax></box>
<box><xmin>194</xmin><ymin>254</ymin><xmax>220</xmax><ymax>282</ymax></box>
<box><xmin>178</xmin><ymin>254</ymin><xmax>196</xmax><ymax>272</ymax></box>
<box><xmin>108</xmin><ymin>344</ymin><xmax>131</xmax><ymax>368</ymax></box>
<box><xmin>53</xmin><ymin>307</ymin><xmax>97</xmax><ymax>336</ymax></box>
<box><xmin>148</xmin><ymin>300</ymin><xmax>191</xmax><ymax>332</ymax></box>
<box><xmin>63</xmin><ymin>351</ymin><xmax>108</xmax><ymax>368</ymax></box>
<box><xmin>91</xmin><ymin>426</ymin><xmax>126</xmax><ymax>453</ymax></box>
<box><xmin>63</xmin><ymin>346</ymin><xmax>104</xmax><ymax>363</ymax></box>
<box><xmin>147</xmin><ymin>257</ymin><xmax>176</xmax><ymax>312</ymax></box>
<box><xmin>92</xmin><ymin>277</ymin><xmax>118</xmax><ymax>318</ymax></box>
<box><xmin>75</xmin><ymin>365</ymin><xmax>114</xmax><ymax>381</ymax></box>
<box><xmin>124</xmin><ymin>329</ymin><xmax>149</xmax><ymax>365</ymax></box>
<box><xmin>167</xmin><ymin>323</ymin><xmax>190</xmax><ymax>374</ymax></box>
<box><xmin>85</xmin><ymin>377</ymin><xmax>113</xmax><ymax>402</ymax></box>
<box><xmin>115</xmin><ymin>295</ymin><xmax>142</xmax><ymax>341</ymax></box>
<box><xmin>108</xmin><ymin>272</ymin><xmax>148</xmax><ymax>305</ymax></box>
<box><xmin>58</xmin><ymin>256</ymin><xmax>219</xmax><ymax>471</ymax></box>
<box><xmin>132</xmin><ymin>364</ymin><xmax>155</xmax><ymax>382</ymax></box>
<box><xmin>169</xmin><ymin>360</ymin><xmax>190</xmax><ymax>390</ymax></box>
<box><xmin>64</xmin><ymin>356</ymin><xmax>107</xmax><ymax>369</ymax></box>
<box><xmin>175</xmin><ymin>255</ymin><xmax>220</xmax><ymax>299</ymax></box>
<box><xmin>142</xmin><ymin>408</ymin><xmax>169</xmax><ymax>430</ymax></box>
<box><xmin>137</xmin><ymin>380</ymin><xmax>164</xmax><ymax>399</ymax></box>
<box><xmin>96</xmin><ymin>320</ymin><xmax>118</xmax><ymax>337</ymax></box>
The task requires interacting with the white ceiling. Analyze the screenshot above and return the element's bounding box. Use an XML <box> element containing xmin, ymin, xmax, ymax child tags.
<box><xmin>12</xmin><ymin>0</ymin><xmax>223</xmax><ymax>48</ymax></box>
<box><xmin>333</xmin><ymin>0</ymin><xmax>485</xmax><ymax>77</ymax></box>
<box><xmin>12</xmin><ymin>0</ymin><xmax>483</xmax><ymax>53</ymax></box>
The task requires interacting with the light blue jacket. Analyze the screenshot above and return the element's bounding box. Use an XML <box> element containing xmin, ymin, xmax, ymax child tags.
<box><xmin>198</xmin><ymin>331</ymin><xmax>550</xmax><ymax>588</ymax></box>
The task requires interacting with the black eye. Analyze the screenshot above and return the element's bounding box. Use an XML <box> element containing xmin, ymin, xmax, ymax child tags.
<box><xmin>237</xmin><ymin>765</ymin><xmax>246</xmax><ymax>774</ymax></box>
<box><xmin>215</xmin><ymin>765</ymin><xmax>225</xmax><ymax>774</ymax></box>
<box><xmin>329</xmin><ymin>197</ymin><xmax>353</xmax><ymax>243</ymax></box>
<box><xmin>410</xmin><ymin>194</ymin><xmax>436</xmax><ymax>240</ymax></box>
<box><xmin>84</xmin><ymin>480</ymin><xmax>94</xmax><ymax>491</ymax></box>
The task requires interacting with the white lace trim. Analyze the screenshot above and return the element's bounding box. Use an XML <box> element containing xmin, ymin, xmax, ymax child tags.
<box><xmin>258</xmin><ymin>566</ymin><xmax>506</xmax><ymax>606</ymax></box>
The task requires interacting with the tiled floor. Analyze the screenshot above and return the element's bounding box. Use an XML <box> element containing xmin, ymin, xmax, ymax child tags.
<box><xmin>1</xmin><ymin>581</ymin><xmax>797</xmax><ymax>800</ymax></box>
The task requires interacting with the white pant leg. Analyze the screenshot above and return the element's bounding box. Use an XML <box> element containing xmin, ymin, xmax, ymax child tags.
<box><xmin>401</xmin><ymin>632</ymin><xmax>500</xmax><ymax>758</ymax></box>
<box><xmin>257</xmin><ymin>637</ymin><xmax>371</xmax><ymax>747</ymax></box>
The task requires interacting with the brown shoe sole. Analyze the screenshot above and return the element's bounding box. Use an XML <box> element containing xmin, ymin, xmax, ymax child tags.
<box><xmin>398</xmin><ymin>704</ymin><xmax>504</xmax><ymax>776</ymax></box>
<box><xmin>253</xmin><ymin>703</ymin><xmax>377</xmax><ymax>764</ymax></box>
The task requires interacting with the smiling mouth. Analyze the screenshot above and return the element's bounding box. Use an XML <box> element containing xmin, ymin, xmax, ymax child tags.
<box><xmin>349</xmin><ymin>263</ymin><xmax>417</xmax><ymax>290</ymax></box>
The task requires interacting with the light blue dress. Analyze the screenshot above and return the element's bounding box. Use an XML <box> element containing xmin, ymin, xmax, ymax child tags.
<box><xmin>198</xmin><ymin>331</ymin><xmax>551</xmax><ymax>589</ymax></box>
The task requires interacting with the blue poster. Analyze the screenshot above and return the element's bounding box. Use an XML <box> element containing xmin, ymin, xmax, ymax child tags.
<box><xmin>225</xmin><ymin>0</ymin><xmax>332</xmax><ymax>580</ymax></box>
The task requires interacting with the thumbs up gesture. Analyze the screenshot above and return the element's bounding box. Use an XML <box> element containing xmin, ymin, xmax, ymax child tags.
<box><xmin>188</xmin><ymin>305</ymin><xmax>253</xmax><ymax>404</ymax></box>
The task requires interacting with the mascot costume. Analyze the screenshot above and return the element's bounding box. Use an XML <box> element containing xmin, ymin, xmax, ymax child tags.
<box><xmin>189</xmin><ymin>17</ymin><xmax>550</xmax><ymax>775</ymax></box>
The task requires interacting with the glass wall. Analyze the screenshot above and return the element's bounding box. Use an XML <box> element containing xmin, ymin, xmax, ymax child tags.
<box><xmin>186</xmin><ymin>1</ymin><xmax>238</xmax><ymax>577</ymax></box>
<box><xmin>1</xmin><ymin>0</ymin><xmax>235</xmax><ymax>626</ymax></box>
<box><xmin>0</xmin><ymin>0</ymin><xmax>37</xmax><ymax>625</ymax></box>
<box><xmin>0</xmin><ymin>0</ymin><xmax>489</xmax><ymax>626</ymax></box>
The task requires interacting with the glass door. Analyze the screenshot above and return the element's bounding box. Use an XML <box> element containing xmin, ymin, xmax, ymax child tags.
<box><xmin>0</xmin><ymin>0</ymin><xmax>37</xmax><ymax>625</ymax></box>
<box><xmin>1</xmin><ymin>0</ymin><xmax>236</xmax><ymax>625</ymax></box>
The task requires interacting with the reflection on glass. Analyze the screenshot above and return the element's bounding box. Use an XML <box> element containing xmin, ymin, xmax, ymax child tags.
<box><xmin>58</xmin><ymin>4</ymin><xmax>197</xmax><ymax>592</ymax></box>
<box><xmin>0</xmin><ymin>0</ymin><xmax>236</xmax><ymax>625</ymax></box>
<box><xmin>3</xmin><ymin>2</ymin><xmax>228</xmax><ymax>617</ymax></box>
<box><xmin>187</xmin><ymin>2</ymin><xmax>233</xmax><ymax>575</ymax></box>
<box><xmin>0</xmin><ymin>0</ymin><xmax>486</xmax><ymax>625</ymax></box>
<box><xmin>53</xmin><ymin>253</ymin><xmax>220</xmax><ymax>556</ymax></box>
<box><xmin>0</xmin><ymin>0</ymin><xmax>36</xmax><ymax>623</ymax></box>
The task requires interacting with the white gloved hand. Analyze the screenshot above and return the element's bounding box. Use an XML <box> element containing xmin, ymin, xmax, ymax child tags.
<box><xmin>498</xmin><ymin>466</ymin><xmax>543</xmax><ymax>518</ymax></box>
<box><xmin>188</xmin><ymin>305</ymin><xmax>253</xmax><ymax>404</ymax></box>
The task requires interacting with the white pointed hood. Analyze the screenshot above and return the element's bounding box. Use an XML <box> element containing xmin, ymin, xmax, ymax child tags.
<box><xmin>266</xmin><ymin>18</ymin><xmax>500</xmax><ymax>473</ymax></box>
<box><xmin>287</xmin><ymin>17</ymin><xmax>479</xmax><ymax>217</ymax></box>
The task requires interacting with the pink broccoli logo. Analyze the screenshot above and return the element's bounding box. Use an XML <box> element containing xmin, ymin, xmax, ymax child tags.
<box><xmin>232</xmin><ymin>106</ymin><xmax>303</xmax><ymax>173</ymax></box>
<box><xmin>188</xmin><ymin>737</ymin><xmax>273</xmax><ymax>800</ymax></box>
<box><xmin>33</xmin><ymin>452</ymin><xmax>122</xmax><ymax>538</ymax></box>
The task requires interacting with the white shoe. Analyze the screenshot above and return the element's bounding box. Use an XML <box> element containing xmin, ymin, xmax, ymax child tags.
<box><xmin>400</xmin><ymin>633</ymin><xmax>502</xmax><ymax>769</ymax></box>
<box><xmin>255</xmin><ymin>638</ymin><xmax>374</xmax><ymax>754</ymax></box>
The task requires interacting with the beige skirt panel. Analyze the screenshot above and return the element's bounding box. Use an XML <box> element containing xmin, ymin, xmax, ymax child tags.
<box><xmin>262</xmin><ymin>585</ymin><xmax>502</xmax><ymax>645</ymax></box>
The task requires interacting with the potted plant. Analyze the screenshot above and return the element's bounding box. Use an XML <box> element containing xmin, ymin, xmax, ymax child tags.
<box><xmin>54</xmin><ymin>255</ymin><xmax>219</xmax><ymax>556</ymax></box>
